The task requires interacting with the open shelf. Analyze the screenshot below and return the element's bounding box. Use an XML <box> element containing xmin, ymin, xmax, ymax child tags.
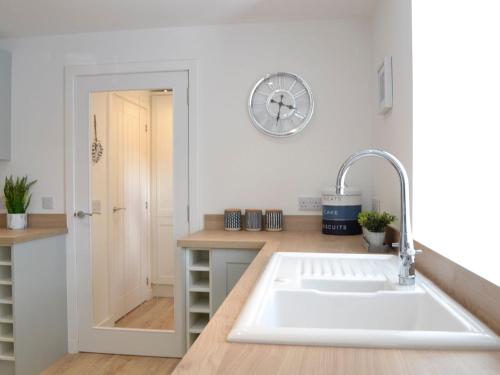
<box><xmin>189</xmin><ymin>270</ymin><xmax>210</xmax><ymax>292</ymax></box>
<box><xmin>0</xmin><ymin>286</ymin><xmax>12</xmax><ymax>305</ymax></box>
<box><xmin>186</xmin><ymin>249</ymin><xmax>212</xmax><ymax>348</ymax></box>
<box><xmin>0</xmin><ymin>342</ymin><xmax>14</xmax><ymax>361</ymax></box>
<box><xmin>190</xmin><ymin>278</ymin><xmax>209</xmax><ymax>292</ymax></box>
<box><xmin>189</xmin><ymin>259</ymin><xmax>209</xmax><ymax>271</ymax></box>
<box><xmin>189</xmin><ymin>292</ymin><xmax>210</xmax><ymax>313</ymax></box>
<box><xmin>0</xmin><ymin>316</ymin><xmax>13</xmax><ymax>324</ymax></box>
<box><xmin>189</xmin><ymin>313</ymin><xmax>209</xmax><ymax>334</ymax></box>
<box><xmin>0</xmin><ymin>266</ymin><xmax>12</xmax><ymax>285</ymax></box>
<box><xmin>0</xmin><ymin>248</ymin><xmax>11</xmax><ymax>264</ymax></box>
<box><xmin>189</xmin><ymin>332</ymin><xmax>200</xmax><ymax>345</ymax></box>
<box><xmin>0</xmin><ymin>323</ymin><xmax>13</xmax><ymax>343</ymax></box>
<box><xmin>189</xmin><ymin>250</ymin><xmax>210</xmax><ymax>271</ymax></box>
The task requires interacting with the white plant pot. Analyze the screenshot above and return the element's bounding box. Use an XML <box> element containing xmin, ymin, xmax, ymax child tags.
<box><xmin>362</xmin><ymin>228</ymin><xmax>386</xmax><ymax>249</ymax></box>
<box><xmin>7</xmin><ymin>213</ymin><xmax>28</xmax><ymax>230</ymax></box>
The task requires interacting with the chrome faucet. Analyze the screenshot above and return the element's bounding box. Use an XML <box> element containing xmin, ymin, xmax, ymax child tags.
<box><xmin>336</xmin><ymin>149</ymin><xmax>421</xmax><ymax>286</ymax></box>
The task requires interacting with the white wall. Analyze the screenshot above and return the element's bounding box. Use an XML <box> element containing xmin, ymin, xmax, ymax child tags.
<box><xmin>370</xmin><ymin>0</ymin><xmax>413</xmax><ymax>223</ymax></box>
<box><xmin>0</xmin><ymin>19</ymin><xmax>374</xmax><ymax>221</ymax></box>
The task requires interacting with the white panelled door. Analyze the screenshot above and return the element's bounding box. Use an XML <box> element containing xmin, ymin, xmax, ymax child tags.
<box><xmin>74</xmin><ymin>70</ymin><xmax>189</xmax><ymax>357</ymax></box>
<box><xmin>151</xmin><ymin>94</ymin><xmax>175</xmax><ymax>288</ymax></box>
<box><xmin>108</xmin><ymin>95</ymin><xmax>150</xmax><ymax>321</ymax></box>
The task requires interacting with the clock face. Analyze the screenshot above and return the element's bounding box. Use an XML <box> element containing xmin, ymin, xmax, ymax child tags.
<box><xmin>248</xmin><ymin>72</ymin><xmax>314</xmax><ymax>137</ymax></box>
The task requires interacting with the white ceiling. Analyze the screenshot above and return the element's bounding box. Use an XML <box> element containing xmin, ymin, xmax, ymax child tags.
<box><xmin>0</xmin><ymin>0</ymin><xmax>375</xmax><ymax>38</ymax></box>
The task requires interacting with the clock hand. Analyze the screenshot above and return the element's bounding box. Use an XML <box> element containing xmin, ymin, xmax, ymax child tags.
<box><xmin>276</xmin><ymin>95</ymin><xmax>285</xmax><ymax>125</ymax></box>
<box><xmin>275</xmin><ymin>95</ymin><xmax>294</xmax><ymax>110</ymax></box>
<box><xmin>276</xmin><ymin>96</ymin><xmax>284</xmax><ymax>126</ymax></box>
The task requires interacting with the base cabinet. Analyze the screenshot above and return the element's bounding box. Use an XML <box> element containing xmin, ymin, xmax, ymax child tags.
<box><xmin>0</xmin><ymin>235</ymin><xmax>67</xmax><ymax>375</ymax></box>
<box><xmin>211</xmin><ymin>249</ymin><xmax>258</xmax><ymax>313</ymax></box>
<box><xmin>184</xmin><ymin>248</ymin><xmax>257</xmax><ymax>348</ymax></box>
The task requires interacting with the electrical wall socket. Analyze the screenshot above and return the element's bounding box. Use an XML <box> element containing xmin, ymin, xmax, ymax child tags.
<box><xmin>42</xmin><ymin>196</ymin><xmax>54</xmax><ymax>210</ymax></box>
<box><xmin>298</xmin><ymin>197</ymin><xmax>322</xmax><ymax>211</ymax></box>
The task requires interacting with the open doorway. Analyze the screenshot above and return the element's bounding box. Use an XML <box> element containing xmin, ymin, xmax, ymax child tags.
<box><xmin>91</xmin><ymin>90</ymin><xmax>175</xmax><ymax>331</ymax></box>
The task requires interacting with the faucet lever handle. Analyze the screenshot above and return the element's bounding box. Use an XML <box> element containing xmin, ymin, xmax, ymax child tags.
<box><xmin>408</xmin><ymin>248</ymin><xmax>423</xmax><ymax>257</ymax></box>
<box><xmin>392</xmin><ymin>242</ymin><xmax>400</xmax><ymax>248</ymax></box>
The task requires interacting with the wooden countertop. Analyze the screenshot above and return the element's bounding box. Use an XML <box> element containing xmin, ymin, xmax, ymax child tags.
<box><xmin>174</xmin><ymin>230</ymin><xmax>500</xmax><ymax>375</ymax></box>
<box><xmin>0</xmin><ymin>213</ymin><xmax>68</xmax><ymax>245</ymax></box>
<box><xmin>0</xmin><ymin>227</ymin><xmax>68</xmax><ymax>246</ymax></box>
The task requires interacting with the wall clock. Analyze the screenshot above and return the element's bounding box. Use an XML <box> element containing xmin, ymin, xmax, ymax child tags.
<box><xmin>248</xmin><ymin>72</ymin><xmax>314</xmax><ymax>137</ymax></box>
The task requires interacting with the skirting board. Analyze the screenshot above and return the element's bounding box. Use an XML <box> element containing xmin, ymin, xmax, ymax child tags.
<box><xmin>152</xmin><ymin>283</ymin><xmax>174</xmax><ymax>298</ymax></box>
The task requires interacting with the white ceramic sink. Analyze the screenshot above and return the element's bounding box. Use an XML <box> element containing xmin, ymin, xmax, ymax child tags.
<box><xmin>228</xmin><ymin>253</ymin><xmax>500</xmax><ymax>349</ymax></box>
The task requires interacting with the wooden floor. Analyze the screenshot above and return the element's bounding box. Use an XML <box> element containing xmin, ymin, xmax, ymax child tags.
<box><xmin>41</xmin><ymin>353</ymin><xmax>180</xmax><ymax>375</ymax></box>
<box><xmin>115</xmin><ymin>297</ymin><xmax>174</xmax><ymax>330</ymax></box>
<box><xmin>42</xmin><ymin>297</ymin><xmax>177</xmax><ymax>374</ymax></box>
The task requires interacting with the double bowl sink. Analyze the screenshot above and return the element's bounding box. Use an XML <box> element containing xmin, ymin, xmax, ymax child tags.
<box><xmin>228</xmin><ymin>253</ymin><xmax>500</xmax><ymax>349</ymax></box>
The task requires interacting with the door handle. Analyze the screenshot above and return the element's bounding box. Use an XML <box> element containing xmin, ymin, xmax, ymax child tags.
<box><xmin>74</xmin><ymin>210</ymin><xmax>101</xmax><ymax>219</ymax></box>
<box><xmin>113</xmin><ymin>207</ymin><xmax>127</xmax><ymax>213</ymax></box>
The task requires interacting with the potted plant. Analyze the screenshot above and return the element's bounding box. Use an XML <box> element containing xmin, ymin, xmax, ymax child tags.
<box><xmin>3</xmin><ymin>175</ymin><xmax>37</xmax><ymax>230</ymax></box>
<box><xmin>357</xmin><ymin>211</ymin><xmax>396</xmax><ymax>251</ymax></box>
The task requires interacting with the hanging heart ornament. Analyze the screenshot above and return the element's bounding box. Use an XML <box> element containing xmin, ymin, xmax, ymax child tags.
<box><xmin>92</xmin><ymin>114</ymin><xmax>104</xmax><ymax>163</ymax></box>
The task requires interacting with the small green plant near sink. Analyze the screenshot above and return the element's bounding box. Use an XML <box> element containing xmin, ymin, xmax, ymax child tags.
<box><xmin>358</xmin><ymin>211</ymin><xmax>396</xmax><ymax>251</ymax></box>
<box><xmin>3</xmin><ymin>175</ymin><xmax>37</xmax><ymax>230</ymax></box>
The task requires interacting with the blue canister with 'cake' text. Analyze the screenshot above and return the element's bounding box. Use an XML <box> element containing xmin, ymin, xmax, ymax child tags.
<box><xmin>322</xmin><ymin>188</ymin><xmax>362</xmax><ymax>235</ymax></box>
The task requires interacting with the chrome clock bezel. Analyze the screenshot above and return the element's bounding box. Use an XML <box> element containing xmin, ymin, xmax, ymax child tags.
<box><xmin>248</xmin><ymin>72</ymin><xmax>314</xmax><ymax>137</ymax></box>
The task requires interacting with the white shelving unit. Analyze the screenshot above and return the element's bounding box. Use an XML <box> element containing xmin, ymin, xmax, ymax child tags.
<box><xmin>184</xmin><ymin>247</ymin><xmax>259</xmax><ymax>350</ymax></box>
<box><xmin>0</xmin><ymin>236</ymin><xmax>66</xmax><ymax>375</ymax></box>
<box><xmin>186</xmin><ymin>249</ymin><xmax>212</xmax><ymax>348</ymax></box>
<box><xmin>0</xmin><ymin>247</ymin><xmax>14</xmax><ymax>364</ymax></box>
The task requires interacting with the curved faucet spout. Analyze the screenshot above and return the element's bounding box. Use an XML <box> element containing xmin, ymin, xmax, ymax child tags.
<box><xmin>336</xmin><ymin>149</ymin><xmax>420</xmax><ymax>286</ymax></box>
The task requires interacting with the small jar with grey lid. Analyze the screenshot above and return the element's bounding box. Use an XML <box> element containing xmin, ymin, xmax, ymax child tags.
<box><xmin>224</xmin><ymin>209</ymin><xmax>242</xmax><ymax>231</ymax></box>
<box><xmin>265</xmin><ymin>209</ymin><xmax>283</xmax><ymax>231</ymax></box>
<box><xmin>244</xmin><ymin>209</ymin><xmax>263</xmax><ymax>231</ymax></box>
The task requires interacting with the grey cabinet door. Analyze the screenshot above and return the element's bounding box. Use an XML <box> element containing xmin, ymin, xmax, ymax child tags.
<box><xmin>211</xmin><ymin>249</ymin><xmax>258</xmax><ymax>314</ymax></box>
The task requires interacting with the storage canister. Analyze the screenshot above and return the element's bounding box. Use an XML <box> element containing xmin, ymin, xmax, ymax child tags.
<box><xmin>265</xmin><ymin>209</ymin><xmax>283</xmax><ymax>232</ymax></box>
<box><xmin>244</xmin><ymin>209</ymin><xmax>263</xmax><ymax>231</ymax></box>
<box><xmin>322</xmin><ymin>188</ymin><xmax>362</xmax><ymax>235</ymax></box>
<box><xmin>224</xmin><ymin>209</ymin><xmax>242</xmax><ymax>231</ymax></box>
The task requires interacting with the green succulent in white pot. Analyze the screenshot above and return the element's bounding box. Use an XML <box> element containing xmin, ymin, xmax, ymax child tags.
<box><xmin>3</xmin><ymin>175</ymin><xmax>37</xmax><ymax>230</ymax></box>
<box><xmin>358</xmin><ymin>211</ymin><xmax>396</xmax><ymax>251</ymax></box>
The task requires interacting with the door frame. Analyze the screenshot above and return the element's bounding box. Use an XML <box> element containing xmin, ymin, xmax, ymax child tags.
<box><xmin>64</xmin><ymin>60</ymin><xmax>199</xmax><ymax>354</ymax></box>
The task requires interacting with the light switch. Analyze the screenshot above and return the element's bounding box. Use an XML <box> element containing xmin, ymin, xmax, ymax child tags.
<box><xmin>42</xmin><ymin>196</ymin><xmax>54</xmax><ymax>210</ymax></box>
<box><xmin>92</xmin><ymin>200</ymin><xmax>101</xmax><ymax>212</ymax></box>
